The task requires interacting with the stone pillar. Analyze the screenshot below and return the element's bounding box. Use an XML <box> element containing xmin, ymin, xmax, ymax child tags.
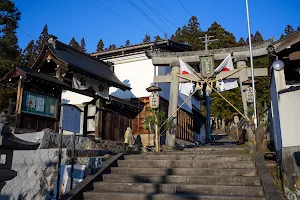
<box><xmin>235</xmin><ymin>56</ymin><xmax>249</xmax><ymax>117</ymax></box>
<box><xmin>166</xmin><ymin>61</ymin><xmax>180</xmax><ymax>148</ymax></box>
<box><xmin>221</xmin><ymin>118</ymin><xmax>225</xmax><ymax>130</ymax></box>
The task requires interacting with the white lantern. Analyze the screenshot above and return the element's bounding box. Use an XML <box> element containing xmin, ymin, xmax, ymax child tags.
<box><xmin>149</xmin><ymin>92</ymin><xmax>160</xmax><ymax>109</ymax></box>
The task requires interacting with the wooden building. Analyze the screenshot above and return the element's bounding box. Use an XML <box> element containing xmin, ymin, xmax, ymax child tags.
<box><xmin>1</xmin><ymin>36</ymin><xmax>140</xmax><ymax>137</ymax></box>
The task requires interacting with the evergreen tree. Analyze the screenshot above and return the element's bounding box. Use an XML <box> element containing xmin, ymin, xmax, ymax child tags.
<box><xmin>252</xmin><ymin>31</ymin><xmax>263</xmax><ymax>44</ymax></box>
<box><xmin>108</xmin><ymin>44</ymin><xmax>117</xmax><ymax>50</ymax></box>
<box><xmin>174</xmin><ymin>16</ymin><xmax>204</xmax><ymax>50</ymax></box>
<box><xmin>35</xmin><ymin>24</ymin><xmax>49</xmax><ymax>55</ymax></box>
<box><xmin>164</xmin><ymin>33</ymin><xmax>168</xmax><ymax>40</ymax></box>
<box><xmin>280</xmin><ymin>34</ymin><xmax>285</xmax><ymax>40</ymax></box>
<box><xmin>0</xmin><ymin>0</ymin><xmax>21</xmax><ymax>112</ymax></box>
<box><xmin>284</xmin><ymin>25</ymin><xmax>294</xmax><ymax>36</ymax></box>
<box><xmin>80</xmin><ymin>37</ymin><xmax>86</xmax><ymax>52</ymax></box>
<box><xmin>69</xmin><ymin>37</ymin><xmax>80</xmax><ymax>50</ymax></box>
<box><xmin>238</xmin><ymin>37</ymin><xmax>246</xmax><ymax>46</ymax></box>
<box><xmin>170</xmin><ymin>34</ymin><xmax>175</xmax><ymax>41</ymax></box>
<box><xmin>125</xmin><ymin>39</ymin><xmax>130</xmax><ymax>47</ymax></box>
<box><xmin>97</xmin><ymin>39</ymin><xmax>104</xmax><ymax>52</ymax></box>
<box><xmin>21</xmin><ymin>40</ymin><xmax>37</xmax><ymax>67</ymax></box>
<box><xmin>246</xmin><ymin>34</ymin><xmax>253</xmax><ymax>45</ymax></box>
<box><xmin>0</xmin><ymin>0</ymin><xmax>21</xmax><ymax>75</ymax></box>
<box><xmin>206</xmin><ymin>21</ymin><xmax>238</xmax><ymax>49</ymax></box>
<box><xmin>142</xmin><ymin>34</ymin><xmax>151</xmax><ymax>43</ymax></box>
<box><xmin>154</xmin><ymin>35</ymin><xmax>162</xmax><ymax>41</ymax></box>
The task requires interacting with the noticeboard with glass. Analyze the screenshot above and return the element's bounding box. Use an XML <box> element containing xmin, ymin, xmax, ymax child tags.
<box><xmin>21</xmin><ymin>90</ymin><xmax>58</xmax><ymax>118</ymax></box>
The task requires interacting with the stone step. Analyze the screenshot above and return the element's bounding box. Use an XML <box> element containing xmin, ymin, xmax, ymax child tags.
<box><xmin>103</xmin><ymin>174</ymin><xmax>261</xmax><ymax>186</ymax></box>
<box><xmin>84</xmin><ymin>192</ymin><xmax>267</xmax><ymax>200</ymax></box>
<box><xmin>183</xmin><ymin>147</ymin><xmax>248</xmax><ymax>151</ymax></box>
<box><xmin>144</xmin><ymin>150</ymin><xmax>250</xmax><ymax>155</ymax></box>
<box><xmin>117</xmin><ymin>160</ymin><xmax>256</xmax><ymax>169</ymax></box>
<box><xmin>111</xmin><ymin>167</ymin><xmax>258</xmax><ymax>176</ymax></box>
<box><xmin>93</xmin><ymin>182</ymin><xmax>265</xmax><ymax>197</ymax></box>
<box><xmin>125</xmin><ymin>154</ymin><xmax>254</xmax><ymax>161</ymax></box>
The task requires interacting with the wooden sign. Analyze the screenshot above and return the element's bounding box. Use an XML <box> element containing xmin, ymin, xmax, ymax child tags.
<box><xmin>149</xmin><ymin>92</ymin><xmax>160</xmax><ymax>109</ymax></box>
<box><xmin>200</xmin><ymin>56</ymin><xmax>214</xmax><ymax>77</ymax></box>
<box><xmin>62</xmin><ymin>104</ymin><xmax>82</xmax><ymax>133</ymax></box>
<box><xmin>246</xmin><ymin>86</ymin><xmax>254</xmax><ymax>103</ymax></box>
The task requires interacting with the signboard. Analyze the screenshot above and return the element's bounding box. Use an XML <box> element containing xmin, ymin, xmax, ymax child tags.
<box><xmin>246</xmin><ymin>86</ymin><xmax>254</xmax><ymax>103</ymax></box>
<box><xmin>21</xmin><ymin>90</ymin><xmax>57</xmax><ymax>118</ymax></box>
<box><xmin>200</xmin><ymin>56</ymin><xmax>214</xmax><ymax>77</ymax></box>
<box><xmin>149</xmin><ymin>92</ymin><xmax>160</xmax><ymax>109</ymax></box>
<box><xmin>62</xmin><ymin>104</ymin><xmax>81</xmax><ymax>133</ymax></box>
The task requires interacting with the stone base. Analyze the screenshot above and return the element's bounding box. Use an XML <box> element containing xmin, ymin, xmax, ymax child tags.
<box><xmin>134</xmin><ymin>134</ymin><xmax>155</xmax><ymax>147</ymax></box>
<box><xmin>282</xmin><ymin>146</ymin><xmax>300</xmax><ymax>191</ymax></box>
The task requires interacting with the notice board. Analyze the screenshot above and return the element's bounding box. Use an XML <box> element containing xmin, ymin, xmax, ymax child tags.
<box><xmin>21</xmin><ymin>90</ymin><xmax>57</xmax><ymax>118</ymax></box>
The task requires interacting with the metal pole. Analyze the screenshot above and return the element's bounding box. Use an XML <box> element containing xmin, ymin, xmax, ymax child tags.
<box><xmin>245</xmin><ymin>0</ymin><xmax>258</xmax><ymax>129</ymax></box>
<box><xmin>56</xmin><ymin>127</ymin><xmax>63</xmax><ymax>200</ymax></box>
<box><xmin>70</xmin><ymin>132</ymin><xmax>76</xmax><ymax>190</ymax></box>
<box><xmin>155</xmin><ymin>111</ymin><xmax>159</xmax><ymax>152</ymax></box>
<box><xmin>205</xmin><ymin>91</ymin><xmax>211</xmax><ymax>142</ymax></box>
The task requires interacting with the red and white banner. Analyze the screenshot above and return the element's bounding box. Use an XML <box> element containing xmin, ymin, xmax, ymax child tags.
<box><xmin>179</xmin><ymin>58</ymin><xmax>194</xmax><ymax>97</ymax></box>
<box><xmin>214</xmin><ymin>54</ymin><xmax>234</xmax><ymax>73</ymax></box>
<box><xmin>214</xmin><ymin>54</ymin><xmax>238</xmax><ymax>92</ymax></box>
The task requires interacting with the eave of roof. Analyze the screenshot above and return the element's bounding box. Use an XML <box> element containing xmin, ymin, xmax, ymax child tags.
<box><xmin>30</xmin><ymin>38</ymin><xmax>131</xmax><ymax>91</ymax></box>
<box><xmin>91</xmin><ymin>40</ymin><xmax>191</xmax><ymax>57</ymax></box>
<box><xmin>272</xmin><ymin>29</ymin><xmax>300</xmax><ymax>53</ymax></box>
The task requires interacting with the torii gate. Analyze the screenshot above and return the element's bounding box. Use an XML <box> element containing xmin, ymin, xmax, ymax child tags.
<box><xmin>146</xmin><ymin>40</ymin><xmax>272</xmax><ymax>148</ymax></box>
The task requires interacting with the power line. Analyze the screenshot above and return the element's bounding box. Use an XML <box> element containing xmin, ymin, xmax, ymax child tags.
<box><xmin>154</xmin><ymin>0</ymin><xmax>177</xmax><ymax>22</ymax></box>
<box><xmin>95</xmin><ymin>0</ymin><xmax>150</xmax><ymax>35</ymax></box>
<box><xmin>18</xmin><ymin>27</ymin><xmax>34</xmax><ymax>40</ymax></box>
<box><xmin>141</xmin><ymin>0</ymin><xmax>177</xmax><ymax>30</ymax></box>
<box><xmin>126</xmin><ymin>0</ymin><xmax>166</xmax><ymax>35</ymax></box>
<box><xmin>177</xmin><ymin>0</ymin><xmax>192</xmax><ymax>16</ymax></box>
<box><xmin>177</xmin><ymin>0</ymin><xmax>205</xmax><ymax>31</ymax></box>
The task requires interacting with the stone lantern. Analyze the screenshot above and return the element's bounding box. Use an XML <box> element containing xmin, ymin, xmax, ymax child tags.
<box><xmin>0</xmin><ymin>116</ymin><xmax>39</xmax><ymax>191</ymax></box>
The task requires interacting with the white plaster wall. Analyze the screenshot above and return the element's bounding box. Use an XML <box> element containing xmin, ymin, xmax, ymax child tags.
<box><xmin>109</xmin><ymin>58</ymin><xmax>154</xmax><ymax>98</ymax></box>
<box><xmin>278</xmin><ymin>89</ymin><xmax>300</xmax><ymax>147</ymax></box>
<box><xmin>61</xmin><ymin>90</ymin><xmax>93</xmax><ymax>105</ymax></box>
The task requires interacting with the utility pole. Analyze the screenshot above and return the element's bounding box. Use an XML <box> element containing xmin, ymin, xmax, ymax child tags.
<box><xmin>199</xmin><ymin>34</ymin><xmax>219</xmax><ymax>50</ymax></box>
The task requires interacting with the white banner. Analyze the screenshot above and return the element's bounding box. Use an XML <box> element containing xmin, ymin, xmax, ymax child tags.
<box><xmin>72</xmin><ymin>73</ymin><xmax>109</xmax><ymax>99</ymax></box>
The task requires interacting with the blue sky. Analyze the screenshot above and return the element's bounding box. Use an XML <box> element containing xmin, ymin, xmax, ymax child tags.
<box><xmin>15</xmin><ymin>0</ymin><xmax>300</xmax><ymax>53</ymax></box>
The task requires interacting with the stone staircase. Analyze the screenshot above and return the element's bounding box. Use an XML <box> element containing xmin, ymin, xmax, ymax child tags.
<box><xmin>84</xmin><ymin>146</ymin><xmax>267</xmax><ymax>200</ymax></box>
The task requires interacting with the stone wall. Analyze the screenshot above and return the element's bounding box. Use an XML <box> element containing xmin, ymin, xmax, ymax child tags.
<box><xmin>0</xmin><ymin>149</ymin><xmax>67</xmax><ymax>200</ymax></box>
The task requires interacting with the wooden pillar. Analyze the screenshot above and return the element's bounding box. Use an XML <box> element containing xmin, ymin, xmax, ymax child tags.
<box><xmin>235</xmin><ymin>56</ymin><xmax>249</xmax><ymax>117</ymax></box>
<box><xmin>166</xmin><ymin>61</ymin><xmax>180</xmax><ymax>148</ymax></box>
<box><xmin>15</xmin><ymin>79</ymin><xmax>23</xmax><ymax>129</ymax></box>
<box><xmin>95</xmin><ymin>98</ymin><xmax>104</xmax><ymax>140</ymax></box>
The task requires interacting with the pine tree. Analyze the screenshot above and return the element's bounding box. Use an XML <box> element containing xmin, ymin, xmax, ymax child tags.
<box><xmin>80</xmin><ymin>37</ymin><xmax>86</xmax><ymax>52</ymax></box>
<box><xmin>35</xmin><ymin>24</ymin><xmax>49</xmax><ymax>55</ymax></box>
<box><xmin>0</xmin><ymin>0</ymin><xmax>21</xmax><ymax>112</ymax></box>
<box><xmin>280</xmin><ymin>34</ymin><xmax>285</xmax><ymax>40</ymax></box>
<box><xmin>21</xmin><ymin>40</ymin><xmax>37</xmax><ymax>67</ymax></box>
<box><xmin>246</xmin><ymin>34</ymin><xmax>253</xmax><ymax>45</ymax></box>
<box><xmin>206</xmin><ymin>21</ymin><xmax>238</xmax><ymax>49</ymax></box>
<box><xmin>252</xmin><ymin>31</ymin><xmax>263</xmax><ymax>44</ymax></box>
<box><xmin>97</xmin><ymin>39</ymin><xmax>104</xmax><ymax>52</ymax></box>
<box><xmin>108</xmin><ymin>44</ymin><xmax>117</xmax><ymax>50</ymax></box>
<box><xmin>238</xmin><ymin>37</ymin><xmax>246</xmax><ymax>46</ymax></box>
<box><xmin>173</xmin><ymin>16</ymin><xmax>204</xmax><ymax>50</ymax></box>
<box><xmin>69</xmin><ymin>37</ymin><xmax>80</xmax><ymax>50</ymax></box>
<box><xmin>164</xmin><ymin>33</ymin><xmax>168</xmax><ymax>40</ymax></box>
<box><xmin>284</xmin><ymin>25</ymin><xmax>294</xmax><ymax>36</ymax></box>
<box><xmin>125</xmin><ymin>39</ymin><xmax>130</xmax><ymax>47</ymax></box>
<box><xmin>170</xmin><ymin>34</ymin><xmax>175</xmax><ymax>41</ymax></box>
<box><xmin>142</xmin><ymin>34</ymin><xmax>151</xmax><ymax>43</ymax></box>
<box><xmin>154</xmin><ymin>35</ymin><xmax>162</xmax><ymax>41</ymax></box>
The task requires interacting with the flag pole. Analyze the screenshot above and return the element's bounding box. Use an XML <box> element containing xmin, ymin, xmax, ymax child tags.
<box><xmin>245</xmin><ymin>0</ymin><xmax>258</xmax><ymax>129</ymax></box>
